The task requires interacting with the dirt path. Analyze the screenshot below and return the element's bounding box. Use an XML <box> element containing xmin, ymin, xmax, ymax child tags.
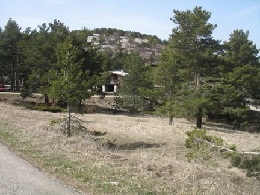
<box><xmin>0</xmin><ymin>143</ymin><xmax>81</xmax><ymax>195</ymax></box>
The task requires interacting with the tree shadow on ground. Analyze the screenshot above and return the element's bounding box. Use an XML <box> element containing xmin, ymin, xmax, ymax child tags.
<box><xmin>204</xmin><ymin>122</ymin><xmax>238</xmax><ymax>134</ymax></box>
<box><xmin>205</xmin><ymin>110</ymin><xmax>260</xmax><ymax>133</ymax></box>
<box><xmin>106</xmin><ymin>141</ymin><xmax>166</xmax><ymax>151</ymax></box>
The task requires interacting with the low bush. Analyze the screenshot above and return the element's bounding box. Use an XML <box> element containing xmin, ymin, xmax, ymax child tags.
<box><xmin>186</xmin><ymin>129</ymin><xmax>260</xmax><ymax>180</ymax></box>
<box><xmin>230</xmin><ymin>152</ymin><xmax>260</xmax><ymax>179</ymax></box>
<box><xmin>228</xmin><ymin>144</ymin><xmax>237</xmax><ymax>151</ymax></box>
<box><xmin>185</xmin><ymin>128</ymin><xmax>224</xmax><ymax>149</ymax></box>
<box><xmin>50</xmin><ymin>116</ymin><xmax>107</xmax><ymax>137</ymax></box>
<box><xmin>185</xmin><ymin>128</ymin><xmax>224</xmax><ymax>163</ymax></box>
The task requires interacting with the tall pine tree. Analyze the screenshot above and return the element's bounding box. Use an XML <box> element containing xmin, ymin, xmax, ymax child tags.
<box><xmin>157</xmin><ymin>7</ymin><xmax>221</xmax><ymax>128</ymax></box>
<box><xmin>121</xmin><ymin>53</ymin><xmax>153</xmax><ymax>111</ymax></box>
<box><xmin>49</xmin><ymin>38</ymin><xmax>91</xmax><ymax>136</ymax></box>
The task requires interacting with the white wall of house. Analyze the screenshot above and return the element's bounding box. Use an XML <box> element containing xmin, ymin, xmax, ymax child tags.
<box><xmin>102</xmin><ymin>85</ymin><xmax>106</xmax><ymax>93</ymax></box>
<box><xmin>101</xmin><ymin>70</ymin><xmax>128</xmax><ymax>93</ymax></box>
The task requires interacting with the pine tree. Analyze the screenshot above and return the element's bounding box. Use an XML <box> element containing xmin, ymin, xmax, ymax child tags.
<box><xmin>157</xmin><ymin>7</ymin><xmax>221</xmax><ymax>128</ymax></box>
<box><xmin>49</xmin><ymin>38</ymin><xmax>91</xmax><ymax>136</ymax></box>
<box><xmin>112</xmin><ymin>91</ymin><xmax>123</xmax><ymax>113</ymax></box>
<box><xmin>219</xmin><ymin>30</ymin><xmax>260</xmax><ymax>127</ymax></box>
<box><xmin>0</xmin><ymin>19</ymin><xmax>22</xmax><ymax>91</ymax></box>
<box><xmin>223</xmin><ymin>30</ymin><xmax>260</xmax><ymax>105</ymax></box>
<box><xmin>120</xmin><ymin>53</ymin><xmax>153</xmax><ymax>112</ymax></box>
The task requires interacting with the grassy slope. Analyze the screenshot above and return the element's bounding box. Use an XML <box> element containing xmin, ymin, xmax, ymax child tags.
<box><xmin>0</xmin><ymin>102</ymin><xmax>260</xmax><ymax>195</ymax></box>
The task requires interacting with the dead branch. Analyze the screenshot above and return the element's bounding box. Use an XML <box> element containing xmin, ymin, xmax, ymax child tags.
<box><xmin>219</xmin><ymin>147</ymin><xmax>260</xmax><ymax>155</ymax></box>
<box><xmin>200</xmin><ymin>139</ymin><xmax>260</xmax><ymax>156</ymax></box>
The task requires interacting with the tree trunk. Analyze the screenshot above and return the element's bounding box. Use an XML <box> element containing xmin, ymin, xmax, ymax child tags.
<box><xmin>16</xmin><ymin>53</ymin><xmax>22</xmax><ymax>91</ymax></box>
<box><xmin>196</xmin><ymin>107</ymin><xmax>203</xmax><ymax>128</ymax></box>
<box><xmin>169</xmin><ymin>115</ymin><xmax>174</xmax><ymax>125</ymax></box>
<box><xmin>67</xmin><ymin>102</ymin><xmax>71</xmax><ymax>137</ymax></box>
<box><xmin>44</xmin><ymin>94</ymin><xmax>49</xmax><ymax>104</ymax></box>
<box><xmin>11</xmin><ymin>61</ymin><xmax>15</xmax><ymax>91</ymax></box>
<box><xmin>15</xmin><ymin>71</ymin><xmax>20</xmax><ymax>91</ymax></box>
<box><xmin>78</xmin><ymin>100</ymin><xmax>83</xmax><ymax>113</ymax></box>
<box><xmin>196</xmin><ymin>72</ymin><xmax>200</xmax><ymax>88</ymax></box>
<box><xmin>195</xmin><ymin>70</ymin><xmax>203</xmax><ymax>128</ymax></box>
<box><xmin>0</xmin><ymin>73</ymin><xmax>3</xmax><ymax>84</ymax></box>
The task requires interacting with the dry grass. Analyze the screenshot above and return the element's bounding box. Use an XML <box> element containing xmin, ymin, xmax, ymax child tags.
<box><xmin>0</xmin><ymin>101</ymin><xmax>260</xmax><ymax>195</ymax></box>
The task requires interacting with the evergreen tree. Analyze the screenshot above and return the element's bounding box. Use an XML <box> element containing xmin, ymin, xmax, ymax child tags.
<box><xmin>0</xmin><ymin>27</ymin><xmax>7</xmax><ymax>84</ymax></box>
<box><xmin>0</xmin><ymin>19</ymin><xmax>22</xmax><ymax>90</ymax></box>
<box><xmin>223</xmin><ymin>30</ymin><xmax>259</xmax><ymax>71</ymax></box>
<box><xmin>157</xmin><ymin>7</ymin><xmax>221</xmax><ymax>128</ymax></box>
<box><xmin>155</xmin><ymin>48</ymin><xmax>184</xmax><ymax>124</ymax></box>
<box><xmin>121</xmin><ymin>53</ymin><xmax>153</xmax><ymax>111</ymax></box>
<box><xmin>223</xmin><ymin>30</ymin><xmax>260</xmax><ymax>106</ymax></box>
<box><xmin>20</xmin><ymin>20</ymin><xmax>70</xmax><ymax>102</ymax></box>
<box><xmin>111</xmin><ymin>91</ymin><xmax>123</xmax><ymax>113</ymax></box>
<box><xmin>212</xmin><ymin>30</ymin><xmax>260</xmax><ymax>127</ymax></box>
<box><xmin>49</xmin><ymin>38</ymin><xmax>91</xmax><ymax>136</ymax></box>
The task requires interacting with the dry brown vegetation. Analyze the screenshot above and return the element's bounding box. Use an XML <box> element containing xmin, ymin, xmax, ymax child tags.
<box><xmin>0</xmin><ymin>101</ymin><xmax>260</xmax><ymax>194</ymax></box>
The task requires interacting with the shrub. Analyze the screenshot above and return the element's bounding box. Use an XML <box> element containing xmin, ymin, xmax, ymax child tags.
<box><xmin>230</xmin><ymin>152</ymin><xmax>260</xmax><ymax>179</ymax></box>
<box><xmin>228</xmin><ymin>144</ymin><xmax>237</xmax><ymax>151</ymax></box>
<box><xmin>50</xmin><ymin>116</ymin><xmax>107</xmax><ymax>137</ymax></box>
<box><xmin>185</xmin><ymin>129</ymin><xmax>223</xmax><ymax>149</ymax></box>
<box><xmin>185</xmin><ymin>128</ymin><xmax>224</xmax><ymax>163</ymax></box>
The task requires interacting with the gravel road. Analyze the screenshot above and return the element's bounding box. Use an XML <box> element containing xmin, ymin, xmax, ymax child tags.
<box><xmin>0</xmin><ymin>143</ymin><xmax>82</xmax><ymax>195</ymax></box>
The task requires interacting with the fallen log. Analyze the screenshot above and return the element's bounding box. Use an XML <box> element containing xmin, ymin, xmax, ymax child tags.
<box><xmin>240</xmin><ymin>151</ymin><xmax>260</xmax><ymax>155</ymax></box>
<box><xmin>192</xmin><ymin>137</ymin><xmax>260</xmax><ymax>155</ymax></box>
<box><xmin>219</xmin><ymin>147</ymin><xmax>260</xmax><ymax>155</ymax></box>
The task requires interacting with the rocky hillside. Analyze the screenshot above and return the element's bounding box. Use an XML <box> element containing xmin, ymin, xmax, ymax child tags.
<box><xmin>87</xmin><ymin>28</ymin><xmax>166</xmax><ymax>64</ymax></box>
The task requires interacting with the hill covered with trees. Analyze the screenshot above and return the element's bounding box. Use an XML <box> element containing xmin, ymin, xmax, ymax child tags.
<box><xmin>0</xmin><ymin>6</ymin><xmax>259</xmax><ymax>131</ymax></box>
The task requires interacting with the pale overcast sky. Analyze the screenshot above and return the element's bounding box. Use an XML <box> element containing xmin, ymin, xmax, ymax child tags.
<box><xmin>1</xmin><ymin>0</ymin><xmax>260</xmax><ymax>47</ymax></box>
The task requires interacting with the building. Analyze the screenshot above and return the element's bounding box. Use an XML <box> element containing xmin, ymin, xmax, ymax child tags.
<box><xmin>102</xmin><ymin>70</ymin><xmax>128</xmax><ymax>93</ymax></box>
